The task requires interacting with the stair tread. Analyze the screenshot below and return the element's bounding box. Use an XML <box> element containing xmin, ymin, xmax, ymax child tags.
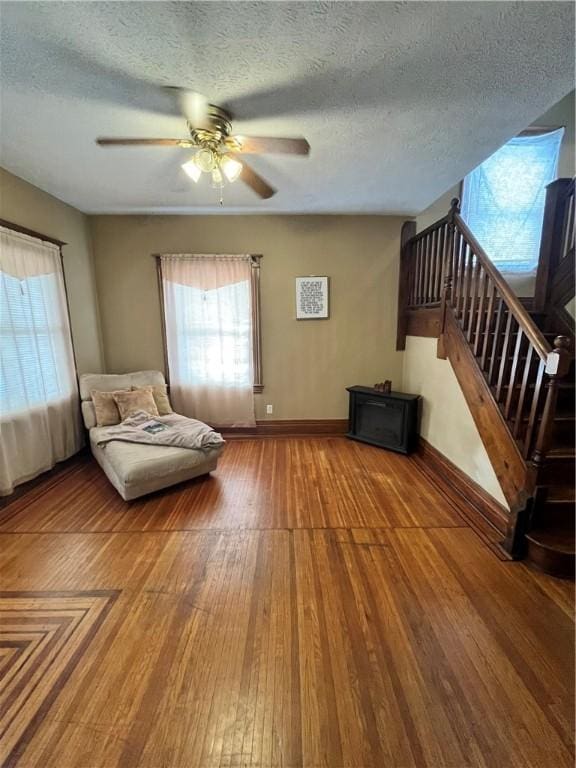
<box><xmin>550</xmin><ymin>435</ymin><xmax>576</xmax><ymax>452</ymax></box>
<box><xmin>545</xmin><ymin>490</ymin><xmax>576</xmax><ymax>503</ymax></box>
<box><xmin>526</xmin><ymin>528</ymin><xmax>575</xmax><ymax>554</ymax></box>
<box><xmin>547</xmin><ymin>446</ymin><xmax>576</xmax><ymax>459</ymax></box>
<box><xmin>499</xmin><ymin>380</ymin><xmax>575</xmax><ymax>391</ymax></box>
<box><xmin>521</xmin><ymin>412</ymin><xmax>575</xmax><ymax>423</ymax></box>
<box><xmin>546</xmin><ymin>486</ymin><xmax>576</xmax><ymax>502</ymax></box>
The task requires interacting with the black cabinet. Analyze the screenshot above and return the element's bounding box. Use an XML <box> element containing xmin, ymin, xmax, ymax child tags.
<box><xmin>346</xmin><ymin>386</ymin><xmax>420</xmax><ymax>455</ymax></box>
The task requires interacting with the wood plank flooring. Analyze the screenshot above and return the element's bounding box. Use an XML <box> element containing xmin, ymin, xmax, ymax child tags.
<box><xmin>0</xmin><ymin>439</ymin><xmax>462</xmax><ymax>533</ymax></box>
<box><xmin>0</xmin><ymin>438</ymin><xmax>573</xmax><ymax>767</ymax></box>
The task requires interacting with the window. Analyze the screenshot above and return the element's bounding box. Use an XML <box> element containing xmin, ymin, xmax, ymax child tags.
<box><xmin>461</xmin><ymin>128</ymin><xmax>564</xmax><ymax>274</ymax></box>
<box><xmin>0</xmin><ymin>224</ymin><xmax>81</xmax><ymax>496</ymax></box>
<box><xmin>158</xmin><ymin>254</ymin><xmax>262</xmax><ymax>427</ymax></box>
<box><xmin>0</xmin><ymin>272</ymin><xmax>74</xmax><ymax>413</ymax></box>
<box><xmin>170</xmin><ymin>277</ymin><xmax>253</xmax><ymax>387</ymax></box>
<box><xmin>0</xmin><ymin>227</ymin><xmax>77</xmax><ymax>416</ymax></box>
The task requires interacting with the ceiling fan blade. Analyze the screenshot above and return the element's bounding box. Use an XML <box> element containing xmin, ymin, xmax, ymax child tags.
<box><xmin>230</xmin><ymin>156</ymin><xmax>276</xmax><ymax>199</ymax></box>
<box><xmin>168</xmin><ymin>88</ymin><xmax>212</xmax><ymax>130</ymax></box>
<box><xmin>97</xmin><ymin>138</ymin><xmax>194</xmax><ymax>147</ymax></box>
<box><xmin>228</xmin><ymin>136</ymin><xmax>310</xmax><ymax>156</ymax></box>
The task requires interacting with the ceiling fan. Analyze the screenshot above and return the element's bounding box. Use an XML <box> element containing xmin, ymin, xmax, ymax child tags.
<box><xmin>96</xmin><ymin>89</ymin><xmax>310</xmax><ymax>200</ymax></box>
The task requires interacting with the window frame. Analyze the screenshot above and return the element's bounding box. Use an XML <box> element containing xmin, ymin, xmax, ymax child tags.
<box><xmin>155</xmin><ymin>253</ymin><xmax>263</xmax><ymax>394</ymax></box>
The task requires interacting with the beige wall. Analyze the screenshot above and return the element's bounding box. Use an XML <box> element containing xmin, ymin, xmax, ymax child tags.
<box><xmin>0</xmin><ymin>168</ymin><xmax>104</xmax><ymax>373</ymax></box>
<box><xmin>402</xmin><ymin>336</ymin><xmax>508</xmax><ymax>507</ymax></box>
<box><xmin>90</xmin><ymin>215</ymin><xmax>404</xmax><ymax>420</ymax></box>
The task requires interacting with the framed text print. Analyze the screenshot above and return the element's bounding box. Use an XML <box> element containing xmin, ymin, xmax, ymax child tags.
<box><xmin>295</xmin><ymin>276</ymin><xmax>329</xmax><ymax>320</ymax></box>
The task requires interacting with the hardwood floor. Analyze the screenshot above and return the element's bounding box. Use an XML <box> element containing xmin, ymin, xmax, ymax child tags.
<box><xmin>0</xmin><ymin>438</ymin><xmax>463</xmax><ymax>533</ymax></box>
<box><xmin>0</xmin><ymin>438</ymin><xmax>573</xmax><ymax>767</ymax></box>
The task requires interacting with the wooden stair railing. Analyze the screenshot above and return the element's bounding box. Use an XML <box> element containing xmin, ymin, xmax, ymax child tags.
<box><xmin>447</xmin><ymin>200</ymin><xmax>571</xmax><ymax>466</ymax></box>
<box><xmin>398</xmin><ymin>197</ymin><xmax>573</xmax><ymax>557</ymax></box>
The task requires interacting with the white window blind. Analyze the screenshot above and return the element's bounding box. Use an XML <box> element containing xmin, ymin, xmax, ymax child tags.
<box><xmin>0</xmin><ymin>271</ymin><xmax>74</xmax><ymax>414</ymax></box>
<box><xmin>461</xmin><ymin>128</ymin><xmax>564</xmax><ymax>274</ymax></box>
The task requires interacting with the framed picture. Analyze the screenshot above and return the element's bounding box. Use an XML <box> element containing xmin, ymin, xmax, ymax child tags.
<box><xmin>295</xmin><ymin>276</ymin><xmax>329</xmax><ymax>320</ymax></box>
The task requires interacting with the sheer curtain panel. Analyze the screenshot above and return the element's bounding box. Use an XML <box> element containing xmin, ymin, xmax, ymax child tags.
<box><xmin>160</xmin><ymin>255</ymin><xmax>256</xmax><ymax>427</ymax></box>
<box><xmin>0</xmin><ymin>226</ymin><xmax>82</xmax><ymax>495</ymax></box>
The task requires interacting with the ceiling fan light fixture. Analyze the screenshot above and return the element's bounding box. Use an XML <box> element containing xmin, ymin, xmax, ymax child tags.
<box><xmin>181</xmin><ymin>158</ymin><xmax>202</xmax><ymax>182</ymax></box>
<box><xmin>220</xmin><ymin>154</ymin><xmax>243</xmax><ymax>183</ymax></box>
<box><xmin>195</xmin><ymin>147</ymin><xmax>217</xmax><ymax>173</ymax></box>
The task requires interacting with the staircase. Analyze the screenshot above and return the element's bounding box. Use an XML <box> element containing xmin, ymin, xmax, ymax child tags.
<box><xmin>524</xmin><ymin>313</ymin><xmax>574</xmax><ymax>577</ymax></box>
<box><xmin>397</xmin><ymin>178</ymin><xmax>575</xmax><ymax>577</ymax></box>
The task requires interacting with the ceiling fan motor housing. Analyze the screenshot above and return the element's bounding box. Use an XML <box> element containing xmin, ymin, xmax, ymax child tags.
<box><xmin>188</xmin><ymin>105</ymin><xmax>233</xmax><ymax>149</ymax></box>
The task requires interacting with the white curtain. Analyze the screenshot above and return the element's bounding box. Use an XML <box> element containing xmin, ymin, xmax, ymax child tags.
<box><xmin>0</xmin><ymin>226</ymin><xmax>82</xmax><ymax>495</ymax></box>
<box><xmin>461</xmin><ymin>128</ymin><xmax>564</xmax><ymax>274</ymax></box>
<box><xmin>161</xmin><ymin>255</ymin><xmax>256</xmax><ymax>427</ymax></box>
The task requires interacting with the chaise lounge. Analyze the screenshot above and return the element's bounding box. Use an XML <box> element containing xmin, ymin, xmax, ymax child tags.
<box><xmin>79</xmin><ymin>370</ymin><xmax>224</xmax><ymax>500</ymax></box>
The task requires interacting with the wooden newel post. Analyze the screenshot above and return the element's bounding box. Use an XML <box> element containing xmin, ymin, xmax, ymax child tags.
<box><xmin>531</xmin><ymin>335</ymin><xmax>572</xmax><ymax>469</ymax></box>
<box><xmin>445</xmin><ymin>198</ymin><xmax>461</xmax><ymax>304</ymax></box>
<box><xmin>437</xmin><ymin>198</ymin><xmax>460</xmax><ymax>359</ymax></box>
<box><xmin>533</xmin><ymin>179</ymin><xmax>573</xmax><ymax>312</ymax></box>
<box><xmin>448</xmin><ymin>197</ymin><xmax>461</xmax><ymax>222</ymax></box>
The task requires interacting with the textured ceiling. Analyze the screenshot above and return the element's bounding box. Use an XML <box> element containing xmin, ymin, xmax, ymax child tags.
<box><xmin>0</xmin><ymin>1</ymin><xmax>574</xmax><ymax>215</ymax></box>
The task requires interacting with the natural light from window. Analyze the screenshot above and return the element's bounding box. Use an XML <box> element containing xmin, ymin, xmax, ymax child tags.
<box><xmin>172</xmin><ymin>280</ymin><xmax>252</xmax><ymax>387</ymax></box>
<box><xmin>461</xmin><ymin>128</ymin><xmax>564</xmax><ymax>274</ymax></box>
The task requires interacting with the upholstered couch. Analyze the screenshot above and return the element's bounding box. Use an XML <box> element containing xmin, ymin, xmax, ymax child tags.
<box><xmin>79</xmin><ymin>370</ymin><xmax>223</xmax><ymax>500</ymax></box>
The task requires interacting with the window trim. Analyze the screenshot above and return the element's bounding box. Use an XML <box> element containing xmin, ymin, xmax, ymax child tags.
<box><xmin>249</xmin><ymin>254</ymin><xmax>264</xmax><ymax>394</ymax></box>
<box><xmin>155</xmin><ymin>253</ymin><xmax>264</xmax><ymax>394</ymax></box>
<box><xmin>0</xmin><ymin>217</ymin><xmax>66</xmax><ymax>247</ymax></box>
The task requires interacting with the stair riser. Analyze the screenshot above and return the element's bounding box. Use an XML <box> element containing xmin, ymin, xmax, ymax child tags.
<box><xmin>557</xmin><ymin>388</ymin><xmax>575</xmax><ymax>410</ymax></box>
<box><xmin>533</xmin><ymin>502</ymin><xmax>576</xmax><ymax>530</ymax></box>
<box><xmin>551</xmin><ymin>420</ymin><xmax>576</xmax><ymax>445</ymax></box>
<box><xmin>539</xmin><ymin>459</ymin><xmax>576</xmax><ymax>486</ymax></box>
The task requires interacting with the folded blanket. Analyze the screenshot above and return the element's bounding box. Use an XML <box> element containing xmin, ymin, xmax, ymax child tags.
<box><xmin>96</xmin><ymin>411</ymin><xmax>225</xmax><ymax>451</ymax></box>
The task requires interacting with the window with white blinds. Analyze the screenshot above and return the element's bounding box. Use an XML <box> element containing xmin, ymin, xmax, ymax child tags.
<box><xmin>0</xmin><ymin>272</ymin><xmax>74</xmax><ymax>414</ymax></box>
<box><xmin>461</xmin><ymin>128</ymin><xmax>564</xmax><ymax>274</ymax></box>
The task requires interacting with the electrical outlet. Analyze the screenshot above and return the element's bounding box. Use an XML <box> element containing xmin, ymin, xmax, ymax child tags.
<box><xmin>266</xmin><ymin>404</ymin><xmax>273</xmax><ymax>415</ymax></box>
